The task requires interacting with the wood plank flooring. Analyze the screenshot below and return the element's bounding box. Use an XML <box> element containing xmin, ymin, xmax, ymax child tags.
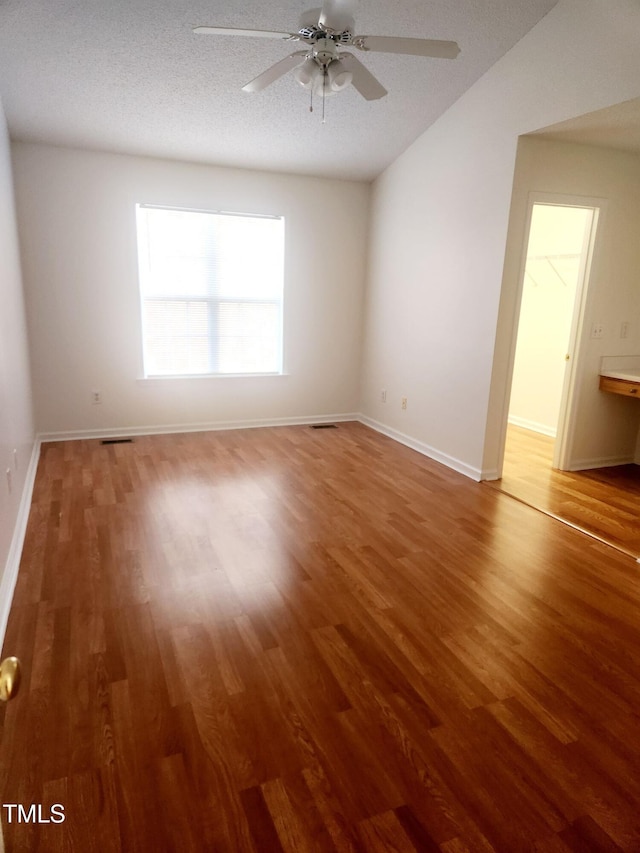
<box><xmin>489</xmin><ymin>425</ymin><xmax>640</xmax><ymax>558</ymax></box>
<box><xmin>2</xmin><ymin>422</ymin><xmax>640</xmax><ymax>851</ymax></box>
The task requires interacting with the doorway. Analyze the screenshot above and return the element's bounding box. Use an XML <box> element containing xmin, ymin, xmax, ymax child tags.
<box><xmin>506</xmin><ymin>199</ymin><xmax>599</xmax><ymax>472</ymax></box>
<box><xmin>490</xmin><ymin>196</ymin><xmax>640</xmax><ymax>559</ymax></box>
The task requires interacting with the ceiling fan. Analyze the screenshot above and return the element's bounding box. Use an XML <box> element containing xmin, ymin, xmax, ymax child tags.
<box><xmin>193</xmin><ymin>0</ymin><xmax>460</xmax><ymax>104</ymax></box>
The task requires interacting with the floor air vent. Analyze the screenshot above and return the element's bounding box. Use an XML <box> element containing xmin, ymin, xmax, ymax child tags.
<box><xmin>101</xmin><ymin>438</ymin><xmax>134</xmax><ymax>445</ymax></box>
<box><xmin>310</xmin><ymin>424</ymin><xmax>337</xmax><ymax>429</ymax></box>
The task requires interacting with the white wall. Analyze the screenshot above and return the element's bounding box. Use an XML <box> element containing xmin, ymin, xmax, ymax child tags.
<box><xmin>358</xmin><ymin>0</ymin><xmax>640</xmax><ymax>480</ymax></box>
<box><xmin>0</xmin><ymin>96</ymin><xmax>35</xmax><ymax>638</ymax></box>
<box><xmin>503</xmin><ymin>138</ymin><xmax>640</xmax><ymax>469</ymax></box>
<box><xmin>12</xmin><ymin>143</ymin><xmax>369</xmax><ymax>437</ymax></box>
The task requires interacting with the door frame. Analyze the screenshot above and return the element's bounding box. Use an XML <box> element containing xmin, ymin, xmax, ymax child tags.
<box><xmin>499</xmin><ymin>191</ymin><xmax>606</xmax><ymax>474</ymax></box>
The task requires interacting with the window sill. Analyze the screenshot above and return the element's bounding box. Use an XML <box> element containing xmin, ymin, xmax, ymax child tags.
<box><xmin>137</xmin><ymin>373</ymin><xmax>289</xmax><ymax>382</ymax></box>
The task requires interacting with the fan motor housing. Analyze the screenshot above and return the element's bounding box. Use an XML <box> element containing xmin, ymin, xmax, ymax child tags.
<box><xmin>298</xmin><ymin>25</ymin><xmax>352</xmax><ymax>45</ymax></box>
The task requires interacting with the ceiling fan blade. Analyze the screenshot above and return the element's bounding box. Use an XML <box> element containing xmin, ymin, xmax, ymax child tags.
<box><xmin>339</xmin><ymin>53</ymin><xmax>387</xmax><ymax>100</ymax></box>
<box><xmin>241</xmin><ymin>51</ymin><xmax>308</xmax><ymax>93</ymax></box>
<box><xmin>354</xmin><ymin>35</ymin><xmax>460</xmax><ymax>59</ymax></box>
<box><xmin>318</xmin><ymin>0</ymin><xmax>358</xmax><ymax>32</ymax></box>
<box><xmin>193</xmin><ymin>26</ymin><xmax>298</xmax><ymax>41</ymax></box>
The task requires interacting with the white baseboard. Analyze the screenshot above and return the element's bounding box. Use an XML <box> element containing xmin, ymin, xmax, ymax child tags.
<box><xmin>567</xmin><ymin>454</ymin><xmax>636</xmax><ymax>472</ymax></box>
<box><xmin>479</xmin><ymin>468</ymin><xmax>501</xmax><ymax>482</ymax></box>
<box><xmin>357</xmin><ymin>415</ymin><xmax>483</xmax><ymax>481</ymax></box>
<box><xmin>37</xmin><ymin>412</ymin><xmax>360</xmax><ymax>443</ymax></box>
<box><xmin>0</xmin><ymin>438</ymin><xmax>41</xmax><ymax>649</ymax></box>
<box><xmin>508</xmin><ymin>415</ymin><xmax>557</xmax><ymax>438</ymax></box>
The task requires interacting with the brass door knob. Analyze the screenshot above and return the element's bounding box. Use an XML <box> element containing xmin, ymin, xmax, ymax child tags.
<box><xmin>0</xmin><ymin>657</ymin><xmax>21</xmax><ymax>702</ymax></box>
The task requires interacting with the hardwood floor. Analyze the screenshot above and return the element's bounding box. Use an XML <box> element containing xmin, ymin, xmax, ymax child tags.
<box><xmin>489</xmin><ymin>424</ymin><xmax>640</xmax><ymax>558</ymax></box>
<box><xmin>2</xmin><ymin>422</ymin><xmax>640</xmax><ymax>851</ymax></box>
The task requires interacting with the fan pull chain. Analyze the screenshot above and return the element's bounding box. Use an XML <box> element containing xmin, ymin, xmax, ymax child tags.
<box><xmin>322</xmin><ymin>69</ymin><xmax>327</xmax><ymax>123</ymax></box>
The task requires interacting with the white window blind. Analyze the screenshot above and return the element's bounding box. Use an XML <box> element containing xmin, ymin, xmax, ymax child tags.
<box><xmin>136</xmin><ymin>205</ymin><xmax>284</xmax><ymax>376</ymax></box>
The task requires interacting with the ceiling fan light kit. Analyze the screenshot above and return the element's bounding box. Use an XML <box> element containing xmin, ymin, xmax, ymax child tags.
<box><xmin>294</xmin><ymin>57</ymin><xmax>319</xmax><ymax>88</ymax></box>
<box><xmin>293</xmin><ymin>43</ymin><xmax>353</xmax><ymax>97</ymax></box>
<box><xmin>194</xmin><ymin>0</ymin><xmax>460</xmax><ymax>114</ymax></box>
<box><xmin>325</xmin><ymin>60</ymin><xmax>353</xmax><ymax>93</ymax></box>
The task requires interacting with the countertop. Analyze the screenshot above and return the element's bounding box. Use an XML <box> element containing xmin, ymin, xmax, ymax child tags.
<box><xmin>599</xmin><ymin>369</ymin><xmax>640</xmax><ymax>383</ymax></box>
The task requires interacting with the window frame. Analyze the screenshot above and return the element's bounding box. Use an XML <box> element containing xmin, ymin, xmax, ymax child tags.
<box><xmin>136</xmin><ymin>203</ymin><xmax>285</xmax><ymax>379</ymax></box>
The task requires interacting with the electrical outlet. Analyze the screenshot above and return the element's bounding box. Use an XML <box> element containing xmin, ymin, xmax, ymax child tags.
<box><xmin>590</xmin><ymin>323</ymin><xmax>604</xmax><ymax>340</ymax></box>
<box><xmin>620</xmin><ymin>321</ymin><xmax>630</xmax><ymax>339</ymax></box>
<box><xmin>92</xmin><ymin>390</ymin><xmax>102</xmax><ymax>405</ymax></box>
<box><xmin>401</xmin><ymin>397</ymin><xmax>407</xmax><ymax>410</ymax></box>
<box><xmin>381</xmin><ymin>389</ymin><xmax>387</xmax><ymax>403</ymax></box>
<box><xmin>5</xmin><ymin>468</ymin><xmax>11</xmax><ymax>495</ymax></box>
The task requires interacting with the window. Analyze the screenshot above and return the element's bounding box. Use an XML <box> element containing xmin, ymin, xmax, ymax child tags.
<box><xmin>136</xmin><ymin>204</ymin><xmax>284</xmax><ymax>376</ymax></box>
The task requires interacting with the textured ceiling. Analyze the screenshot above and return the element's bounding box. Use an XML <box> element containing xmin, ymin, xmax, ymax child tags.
<box><xmin>0</xmin><ymin>0</ymin><xmax>560</xmax><ymax>181</ymax></box>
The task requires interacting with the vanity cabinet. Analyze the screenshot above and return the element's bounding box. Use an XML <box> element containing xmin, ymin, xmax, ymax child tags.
<box><xmin>599</xmin><ymin>375</ymin><xmax>640</xmax><ymax>398</ymax></box>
